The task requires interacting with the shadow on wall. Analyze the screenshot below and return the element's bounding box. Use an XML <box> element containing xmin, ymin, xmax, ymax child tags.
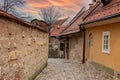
<box><xmin>49</xmin><ymin>43</ymin><xmax>59</xmax><ymax>58</ymax></box>
<box><xmin>48</xmin><ymin>44</ymin><xmax>64</xmax><ymax>58</ymax></box>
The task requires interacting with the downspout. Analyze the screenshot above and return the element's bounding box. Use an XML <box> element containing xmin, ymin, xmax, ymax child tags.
<box><xmin>79</xmin><ymin>25</ymin><xmax>86</xmax><ymax>64</ymax></box>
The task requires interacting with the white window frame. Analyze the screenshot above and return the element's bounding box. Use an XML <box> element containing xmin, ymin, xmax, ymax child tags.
<box><xmin>88</xmin><ymin>32</ymin><xmax>93</xmax><ymax>48</ymax></box>
<box><xmin>102</xmin><ymin>31</ymin><xmax>110</xmax><ymax>53</ymax></box>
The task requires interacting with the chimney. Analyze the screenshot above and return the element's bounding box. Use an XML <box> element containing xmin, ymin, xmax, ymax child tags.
<box><xmin>92</xmin><ymin>0</ymin><xmax>100</xmax><ymax>5</ymax></box>
<box><xmin>89</xmin><ymin>4</ymin><xmax>93</xmax><ymax>8</ymax></box>
<box><xmin>57</xmin><ymin>25</ymin><xmax>60</xmax><ymax>29</ymax></box>
<box><xmin>101</xmin><ymin>0</ymin><xmax>111</xmax><ymax>6</ymax></box>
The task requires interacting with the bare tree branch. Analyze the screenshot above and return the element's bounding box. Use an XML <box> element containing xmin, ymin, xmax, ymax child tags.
<box><xmin>11</xmin><ymin>10</ymin><xmax>34</xmax><ymax>22</ymax></box>
<box><xmin>39</xmin><ymin>6</ymin><xmax>63</xmax><ymax>42</ymax></box>
<box><xmin>0</xmin><ymin>0</ymin><xmax>25</xmax><ymax>12</ymax></box>
<box><xmin>0</xmin><ymin>0</ymin><xmax>33</xmax><ymax>21</ymax></box>
<box><xmin>39</xmin><ymin>6</ymin><xmax>63</xmax><ymax>29</ymax></box>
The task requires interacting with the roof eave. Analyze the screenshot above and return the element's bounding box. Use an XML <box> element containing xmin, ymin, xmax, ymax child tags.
<box><xmin>79</xmin><ymin>12</ymin><xmax>120</xmax><ymax>26</ymax></box>
<box><xmin>0</xmin><ymin>11</ymin><xmax>48</xmax><ymax>33</ymax></box>
<box><xmin>59</xmin><ymin>30</ymin><xmax>80</xmax><ymax>36</ymax></box>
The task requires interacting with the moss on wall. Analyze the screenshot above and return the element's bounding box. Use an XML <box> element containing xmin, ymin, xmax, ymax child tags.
<box><xmin>28</xmin><ymin>62</ymin><xmax>48</xmax><ymax>80</ymax></box>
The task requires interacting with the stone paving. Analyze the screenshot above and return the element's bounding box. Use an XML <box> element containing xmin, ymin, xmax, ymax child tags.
<box><xmin>35</xmin><ymin>59</ymin><xmax>116</xmax><ymax>80</ymax></box>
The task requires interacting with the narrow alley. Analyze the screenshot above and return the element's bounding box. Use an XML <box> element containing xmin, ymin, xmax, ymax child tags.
<box><xmin>35</xmin><ymin>59</ymin><xmax>114</xmax><ymax>80</ymax></box>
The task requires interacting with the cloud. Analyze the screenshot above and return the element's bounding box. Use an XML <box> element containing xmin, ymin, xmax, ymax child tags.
<box><xmin>22</xmin><ymin>0</ymin><xmax>92</xmax><ymax>20</ymax></box>
<box><xmin>26</xmin><ymin>0</ymin><xmax>51</xmax><ymax>8</ymax></box>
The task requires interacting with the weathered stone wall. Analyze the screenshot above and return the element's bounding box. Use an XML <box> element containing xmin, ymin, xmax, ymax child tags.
<box><xmin>0</xmin><ymin>17</ymin><xmax>48</xmax><ymax>80</ymax></box>
<box><xmin>49</xmin><ymin>38</ymin><xmax>60</xmax><ymax>58</ymax></box>
<box><xmin>68</xmin><ymin>33</ymin><xmax>83</xmax><ymax>63</ymax></box>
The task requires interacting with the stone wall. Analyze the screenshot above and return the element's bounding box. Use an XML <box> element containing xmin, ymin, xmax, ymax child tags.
<box><xmin>0</xmin><ymin>17</ymin><xmax>48</xmax><ymax>80</ymax></box>
<box><xmin>49</xmin><ymin>38</ymin><xmax>60</xmax><ymax>58</ymax></box>
<box><xmin>68</xmin><ymin>33</ymin><xmax>83</xmax><ymax>63</ymax></box>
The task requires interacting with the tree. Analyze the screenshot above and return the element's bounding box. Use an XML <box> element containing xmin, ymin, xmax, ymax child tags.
<box><xmin>39</xmin><ymin>6</ymin><xmax>63</xmax><ymax>32</ymax></box>
<box><xmin>0</xmin><ymin>0</ymin><xmax>25</xmax><ymax>12</ymax></box>
<box><xmin>0</xmin><ymin>0</ymin><xmax>33</xmax><ymax>22</ymax></box>
<box><xmin>21</xmin><ymin>15</ymin><xmax>33</xmax><ymax>22</ymax></box>
<box><xmin>13</xmin><ymin>10</ymin><xmax>34</xmax><ymax>22</ymax></box>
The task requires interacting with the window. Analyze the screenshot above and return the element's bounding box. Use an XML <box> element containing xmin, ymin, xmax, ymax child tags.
<box><xmin>60</xmin><ymin>43</ymin><xmax>65</xmax><ymax>51</ymax></box>
<box><xmin>57</xmin><ymin>25</ymin><xmax>60</xmax><ymax>29</ymax></box>
<box><xmin>102</xmin><ymin>31</ymin><xmax>110</xmax><ymax>53</ymax></box>
<box><xmin>89</xmin><ymin>33</ymin><xmax>93</xmax><ymax>48</ymax></box>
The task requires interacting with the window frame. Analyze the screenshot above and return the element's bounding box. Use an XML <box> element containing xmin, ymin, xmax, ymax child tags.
<box><xmin>88</xmin><ymin>32</ymin><xmax>93</xmax><ymax>48</ymax></box>
<box><xmin>102</xmin><ymin>31</ymin><xmax>110</xmax><ymax>54</ymax></box>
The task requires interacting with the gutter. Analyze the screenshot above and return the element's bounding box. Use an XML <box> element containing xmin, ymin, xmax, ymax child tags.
<box><xmin>60</xmin><ymin>2</ymin><xmax>101</xmax><ymax>35</ymax></box>
<box><xmin>59</xmin><ymin>30</ymin><xmax>80</xmax><ymax>36</ymax></box>
<box><xmin>79</xmin><ymin>9</ymin><xmax>120</xmax><ymax>64</ymax></box>
<box><xmin>79</xmin><ymin>25</ymin><xmax>86</xmax><ymax>64</ymax></box>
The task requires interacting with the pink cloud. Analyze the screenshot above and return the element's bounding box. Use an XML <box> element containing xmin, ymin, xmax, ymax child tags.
<box><xmin>26</xmin><ymin>0</ymin><xmax>51</xmax><ymax>8</ymax></box>
<box><xmin>24</xmin><ymin>0</ymin><xmax>91</xmax><ymax>19</ymax></box>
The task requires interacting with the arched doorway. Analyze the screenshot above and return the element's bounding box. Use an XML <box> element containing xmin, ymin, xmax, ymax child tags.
<box><xmin>88</xmin><ymin>32</ymin><xmax>93</xmax><ymax>60</ymax></box>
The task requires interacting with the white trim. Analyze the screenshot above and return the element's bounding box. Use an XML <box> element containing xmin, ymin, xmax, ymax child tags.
<box><xmin>88</xmin><ymin>32</ymin><xmax>93</xmax><ymax>48</ymax></box>
<box><xmin>102</xmin><ymin>31</ymin><xmax>110</xmax><ymax>54</ymax></box>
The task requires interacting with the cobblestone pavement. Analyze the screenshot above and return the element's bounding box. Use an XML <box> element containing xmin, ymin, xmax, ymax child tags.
<box><xmin>35</xmin><ymin>59</ymin><xmax>116</xmax><ymax>80</ymax></box>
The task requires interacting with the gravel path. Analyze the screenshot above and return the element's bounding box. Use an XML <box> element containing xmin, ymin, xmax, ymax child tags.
<box><xmin>35</xmin><ymin>59</ymin><xmax>116</xmax><ymax>80</ymax></box>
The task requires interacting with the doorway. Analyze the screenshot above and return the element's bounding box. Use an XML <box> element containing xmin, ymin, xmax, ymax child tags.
<box><xmin>88</xmin><ymin>32</ymin><xmax>93</xmax><ymax>60</ymax></box>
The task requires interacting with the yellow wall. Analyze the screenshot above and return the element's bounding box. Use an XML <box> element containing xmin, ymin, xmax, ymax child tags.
<box><xmin>85</xmin><ymin>22</ymin><xmax>120</xmax><ymax>72</ymax></box>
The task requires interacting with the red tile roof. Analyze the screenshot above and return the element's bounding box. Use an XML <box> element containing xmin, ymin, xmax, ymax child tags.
<box><xmin>31</xmin><ymin>19</ymin><xmax>49</xmax><ymax>32</ymax></box>
<box><xmin>60</xmin><ymin>7</ymin><xmax>86</xmax><ymax>35</ymax></box>
<box><xmin>59</xmin><ymin>4</ymin><xmax>99</xmax><ymax>35</ymax></box>
<box><xmin>0</xmin><ymin>10</ymin><xmax>48</xmax><ymax>32</ymax></box>
<box><xmin>82</xmin><ymin>0</ymin><xmax>120</xmax><ymax>24</ymax></box>
<box><xmin>60</xmin><ymin>0</ymin><xmax>120</xmax><ymax>36</ymax></box>
<box><xmin>54</xmin><ymin>17</ymin><xmax>69</xmax><ymax>25</ymax></box>
<box><xmin>50</xmin><ymin>18</ymin><xmax>69</xmax><ymax>37</ymax></box>
<box><xmin>51</xmin><ymin>25</ymin><xmax>66</xmax><ymax>37</ymax></box>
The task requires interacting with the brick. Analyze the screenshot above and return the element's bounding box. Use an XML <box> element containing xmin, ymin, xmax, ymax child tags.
<box><xmin>15</xmin><ymin>71</ymin><xmax>21</xmax><ymax>80</ymax></box>
<box><xmin>9</xmin><ymin>51</ymin><xmax>19</xmax><ymax>61</ymax></box>
<box><xmin>33</xmin><ymin>37</ymin><xmax>37</xmax><ymax>42</ymax></box>
<box><xmin>0</xmin><ymin>66</ymin><xmax>1</xmax><ymax>79</ymax></box>
<box><xmin>19</xmin><ymin>62</ymin><xmax>24</xmax><ymax>69</ymax></box>
<box><xmin>13</xmin><ymin>42</ymin><xmax>17</xmax><ymax>48</ymax></box>
<box><xmin>28</xmin><ymin>38</ymin><xmax>31</xmax><ymax>46</ymax></box>
<box><xmin>0</xmin><ymin>44</ymin><xmax>1</xmax><ymax>49</ymax></box>
<box><xmin>41</xmin><ymin>42</ymin><xmax>44</xmax><ymax>46</ymax></box>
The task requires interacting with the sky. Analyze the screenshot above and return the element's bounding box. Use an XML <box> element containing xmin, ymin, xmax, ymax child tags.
<box><xmin>21</xmin><ymin>0</ymin><xmax>92</xmax><ymax>20</ymax></box>
<box><xmin>0</xmin><ymin>0</ymin><xmax>92</xmax><ymax>21</ymax></box>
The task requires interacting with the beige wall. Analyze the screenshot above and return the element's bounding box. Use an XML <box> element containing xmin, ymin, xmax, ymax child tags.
<box><xmin>68</xmin><ymin>33</ymin><xmax>83</xmax><ymax>63</ymax></box>
<box><xmin>0</xmin><ymin>17</ymin><xmax>48</xmax><ymax>80</ymax></box>
<box><xmin>85</xmin><ymin>22</ymin><xmax>120</xmax><ymax>72</ymax></box>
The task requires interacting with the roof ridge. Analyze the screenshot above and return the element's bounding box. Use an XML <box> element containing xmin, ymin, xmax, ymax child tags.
<box><xmin>79</xmin><ymin>0</ymin><xmax>120</xmax><ymax>25</ymax></box>
<box><xmin>54</xmin><ymin>17</ymin><xmax>69</xmax><ymax>25</ymax></box>
<box><xmin>91</xmin><ymin>1</ymin><xmax>120</xmax><ymax>16</ymax></box>
<box><xmin>83</xmin><ymin>1</ymin><xmax>101</xmax><ymax>21</ymax></box>
<box><xmin>60</xmin><ymin>2</ymin><xmax>102</xmax><ymax>35</ymax></box>
<box><xmin>60</xmin><ymin>7</ymin><xmax>86</xmax><ymax>34</ymax></box>
<box><xmin>68</xmin><ymin>7</ymin><xmax>86</xmax><ymax>26</ymax></box>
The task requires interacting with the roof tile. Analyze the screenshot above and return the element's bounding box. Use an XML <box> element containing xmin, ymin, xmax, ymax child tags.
<box><xmin>83</xmin><ymin>0</ymin><xmax>120</xmax><ymax>24</ymax></box>
<box><xmin>60</xmin><ymin>0</ymin><xmax>120</xmax><ymax>35</ymax></box>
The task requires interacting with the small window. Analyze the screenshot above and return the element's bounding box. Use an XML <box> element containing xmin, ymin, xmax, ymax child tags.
<box><xmin>60</xmin><ymin>43</ymin><xmax>65</xmax><ymax>51</ymax></box>
<box><xmin>102</xmin><ymin>31</ymin><xmax>110</xmax><ymax>53</ymax></box>
<box><xmin>89</xmin><ymin>33</ymin><xmax>93</xmax><ymax>48</ymax></box>
<box><xmin>57</xmin><ymin>25</ymin><xmax>60</xmax><ymax>29</ymax></box>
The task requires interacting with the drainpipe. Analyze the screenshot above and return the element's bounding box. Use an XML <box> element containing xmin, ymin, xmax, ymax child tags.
<box><xmin>79</xmin><ymin>25</ymin><xmax>86</xmax><ymax>64</ymax></box>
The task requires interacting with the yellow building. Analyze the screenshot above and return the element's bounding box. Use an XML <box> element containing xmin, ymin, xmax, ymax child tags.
<box><xmin>79</xmin><ymin>0</ymin><xmax>120</xmax><ymax>79</ymax></box>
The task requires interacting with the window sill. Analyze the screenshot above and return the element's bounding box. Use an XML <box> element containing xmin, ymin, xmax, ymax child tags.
<box><xmin>102</xmin><ymin>51</ymin><xmax>110</xmax><ymax>54</ymax></box>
